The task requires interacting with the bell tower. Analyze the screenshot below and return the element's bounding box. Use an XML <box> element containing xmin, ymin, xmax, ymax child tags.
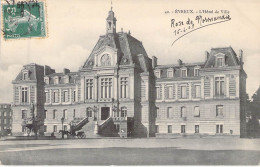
<box><xmin>106</xmin><ymin>6</ymin><xmax>117</xmax><ymax>34</ymax></box>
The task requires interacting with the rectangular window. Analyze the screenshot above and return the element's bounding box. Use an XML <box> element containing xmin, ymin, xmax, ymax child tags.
<box><xmin>54</xmin><ymin>91</ymin><xmax>59</xmax><ymax>103</ymax></box>
<box><xmin>53</xmin><ymin>110</ymin><xmax>56</xmax><ymax>119</ymax></box>
<box><xmin>168</xmin><ymin>86</ymin><xmax>173</xmax><ymax>99</ymax></box>
<box><xmin>120</xmin><ymin>77</ymin><xmax>128</xmax><ymax>98</ymax></box>
<box><xmin>64</xmin><ymin>125</ymin><xmax>67</xmax><ymax>131</ymax></box>
<box><xmin>216</xmin><ymin>125</ymin><xmax>223</xmax><ymax>133</ymax></box>
<box><xmin>53</xmin><ymin>125</ymin><xmax>57</xmax><ymax>132</ymax></box>
<box><xmin>86</xmin><ymin>109</ymin><xmax>92</xmax><ymax>117</ymax></box>
<box><xmin>21</xmin><ymin>87</ymin><xmax>28</xmax><ymax>103</ymax></box>
<box><xmin>54</xmin><ymin>78</ymin><xmax>59</xmax><ymax>85</ymax></box>
<box><xmin>156</xmin><ymin>107</ymin><xmax>159</xmax><ymax>118</ymax></box>
<box><xmin>22</xmin><ymin>125</ymin><xmax>26</xmax><ymax>132</ymax></box>
<box><xmin>63</xmin><ymin>91</ymin><xmax>69</xmax><ymax>102</ymax></box>
<box><xmin>217</xmin><ymin>58</ymin><xmax>223</xmax><ymax>67</ymax></box>
<box><xmin>63</xmin><ymin>110</ymin><xmax>68</xmax><ymax>119</ymax></box>
<box><xmin>155</xmin><ymin>71</ymin><xmax>160</xmax><ymax>78</ymax></box>
<box><xmin>194</xmin><ymin>106</ymin><xmax>200</xmax><ymax>117</ymax></box>
<box><xmin>23</xmin><ymin>72</ymin><xmax>28</xmax><ymax>80</ymax></box>
<box><xmin>86</xmin><ymin>79</ymin><xmax>93</xmax><ymax>99</ymax></box>
<box><xmin>45</xmin><ymin>92</ymin><xmax>49</xmax><ymax>103</ymax></box>
<box><xmin>22</xmin><ymin>110</ymin><xmax>27</xmax><ymax>119</ymax></box>
<box><xmin>181</xmin><ymin>107</ymin><xmax>186</xmax><ymax>118</ymax></box>
<box><xmin>73</xmin><ymin>91</ymin><xmax>76</xmax><ymax>102</ymax></box>
<box><xmin>121</xmin><ymin>107</ymin><xmax>127</xmax><ymax>117</ymax></box>
<box><xmin>215</xmin><ymin>77</ymin><xmax>225</xmax><ymax>96</ymax></box>
<box><xmin>181</xmin><ymin>86</ymin><xmax>187</xmax><ymax>99</ymax></box>
<box><xmin>167</xmin><ymin>70</ymin><xmax>173</xmax><ymax>78</ymax></box>
<box><xmin>44</xmin><ymin>125</ymin><xmax>47</xmax><ymax>132</ymax></box>
<box><xmin>181</xmin><ymin>125</ymin><xmax>186</xmax><ymax>133</ymax></box>
<box><xmin>195</xmin><ymin>125</ymin><xmax>199</xmax><ymax>133</ymax></box>
<box><xmin>216</xmin><ymin>105</ymin><xmax>224</xmax><ymax>117</ymax></box>
<box><xmin>44</xmin><ymin>110</ymin><xmax>47</xmax><ymax>119</ymax></box>
<box><xmin>195</xmin><ymin>85</ymin><xmax>201</xmax><ymax>98</ymax></box>
<box><xmin>181</xmin><ymin>69</ymin><xmax>187</xmax><ymax>77</ymax></box>
<box><xmin>101</xmin><ymin>78</ymin><xmax>112</xmax><ymax>98</ymax></box>
<box><xmin>73</xmin><ymin>109</ymin><xmax>76</xmax><ymax>117</ymax></box>
<box><xmin>167</xmin><ymin>107</ymin><xmax>173</xmax><ymax>118</ymax></box>
<box><xmin>155</xmin><ymin>125</ymin><xmax>159</xmax><ymax>133</ymax></box>
<box><xmin>194</xmin><ymin>69</ymin><xmax>199</xmax><ymax>76</ymax></box>
<box><xmin>168</xmin><ymin>125</ymin><xmax>172</xmax><ymax>133</ymax></box>
<box><xmin>156</xmin><ymin>87</ymin><xmax>161</xmax><ymax>99</ymax></box>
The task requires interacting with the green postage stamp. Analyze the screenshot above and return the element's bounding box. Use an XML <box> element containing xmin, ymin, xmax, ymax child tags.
<box><xmin>2</xmin><ymin>1</ymin><xmax>46</xmax><ymax>39</ymax></box>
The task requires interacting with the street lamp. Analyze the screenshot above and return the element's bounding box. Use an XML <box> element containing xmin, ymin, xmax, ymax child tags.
<box><xmin>61</xmin><ymin>117</ymin><xmax>64</xmax><ymax>139</ymax></box>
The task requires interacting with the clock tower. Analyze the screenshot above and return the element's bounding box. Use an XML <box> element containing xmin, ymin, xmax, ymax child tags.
<box><xmin>106</xmin><ymin>7</ymin><xmax>117</xmax><ymax>34</ymax></box>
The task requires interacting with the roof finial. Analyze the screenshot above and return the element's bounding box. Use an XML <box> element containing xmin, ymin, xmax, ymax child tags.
<box><xmin>111</xmin><ymin>0</ymin><xmax>113</xmax><ymax>11</ymax></box>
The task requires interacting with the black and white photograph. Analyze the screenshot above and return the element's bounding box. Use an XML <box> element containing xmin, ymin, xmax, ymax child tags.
<box><xmin>0</xmin><ymin>0</ymin><xmax>260</xmax><ymax>165</ymax></box>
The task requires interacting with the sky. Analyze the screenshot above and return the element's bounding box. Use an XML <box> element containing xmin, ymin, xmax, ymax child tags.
<box><xmin>0</xmin><ymin>0</ymin><xmax>260</xmax><ymax>103</ymax></box>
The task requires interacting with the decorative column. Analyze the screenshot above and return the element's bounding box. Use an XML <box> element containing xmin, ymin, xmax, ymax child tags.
<box><xmin>113</xmin><ymin>74</ymin><xmax>118</xmax><ymax>101</ymax></box>
<box><xmin>80</xmin><ymin>76</ymin><xmax>85</xmax><ymax>102</ymax></box>
<box><xmin>94</xmin><ymin>76</ymin><xmax>98</xmax><ymax>101</ymax></box>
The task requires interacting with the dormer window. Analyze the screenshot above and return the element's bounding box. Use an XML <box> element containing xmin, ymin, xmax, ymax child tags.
<box><xmin>217</xmin><ymin>58</ymin><xmax>223</xmax><ymax>67</ymax></box>
<box><xmin>54</xmin><ymin>77</ymin><xmax>59</xmax><ymax>85</ymax></box>
<box><xmin>64</xmin><ymin>76</ymin><xmax>70</xmax><ymax>84</ymax></box>
<box><xmin>180</xmin><ymin>67</ymin><xmax>187</xmax><ymax>77</ymax></box>
<box><xmin>194</xmin><ymin>66</ymin><xmax>200</xmax><ymax>77</ymax></box>
<box><xmin>167</xmin><ymin>69</ymin><xmax>174</xmax><ymax>78</ymax></box>
<box><xmin>22</xmin><ymin>70</ymin><xmax>29</xmax><ymax>80</ymax></box>
<box><xmin>155</xmin><ymin>70</ymin><xmax>161</xmax><ymax>78</ymax></box>
<box><xmin>44</xmin><ymin>77</ymin><xmax>49</xmax><ymax>84</ymax></box>
<box><xmin>215</xmin><ymin>53</ymin><xmax>225</xmax><ymax>67</ymax></box>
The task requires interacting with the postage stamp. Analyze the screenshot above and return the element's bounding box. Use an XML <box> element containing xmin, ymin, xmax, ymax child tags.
<box><xmin>2</xmin><ymin>0</ymin><xmax>46</xmax><ymax>40</ymax></box>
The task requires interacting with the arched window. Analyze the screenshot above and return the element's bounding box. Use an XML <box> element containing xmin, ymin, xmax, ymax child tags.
<box><xmin>121</xmin><ymin>107</ymin><xmax>127</xmax><ymax>117</ymax></box>
<box><xmin>100</xmin><ymin>54</ymin><xmax>111</xmax><ymax>66</ymax></box>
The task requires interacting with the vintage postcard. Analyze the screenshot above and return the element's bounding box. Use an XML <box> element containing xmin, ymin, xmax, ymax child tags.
<box><xmin>0</xmin><ymin>0</ymin><xmax>260</xmax><ymax>165</ymax></box>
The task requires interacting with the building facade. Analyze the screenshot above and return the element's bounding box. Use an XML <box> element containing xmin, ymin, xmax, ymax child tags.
<box><xmin>12</xmin><ymin>9</ymin><xmax>247</xmax><ymax>137</ymax></box>
<box><xmin>0</xmin><ymin>103</ymin><xmax>12</xmax><ymax>136</ymax></box>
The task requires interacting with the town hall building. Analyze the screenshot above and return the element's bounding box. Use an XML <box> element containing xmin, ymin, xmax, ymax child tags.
<box><xmin>11</xmin><ymin>8</ymin><xmax>247</xmax><ymax>138</ymax></box>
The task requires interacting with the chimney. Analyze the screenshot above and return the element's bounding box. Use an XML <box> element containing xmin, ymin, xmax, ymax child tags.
<box><xmin>121</xmin><ymin>28</ymin><xmax>123</xmax><ymax>32</ymax></box>
<box><xmin>63</xmin><ymin>68</ymin><xmax>70</xmax><ymax>75</ymax></box>
<box><xmin>205</xmin><ymin>51</ymin><xmax>209</xmax><ymax>61</ymax></box>
<box><xmin>152</xmin><ymin>56</ymin><xmax>157</xmax><ymax>68</ymax></box>
<box><xmin>44</xmin><ymin>65</ymin><xmax>55</xmax><ymax>75</ymax></box>
<box><xmin>178</xmin><ymin>59</ymin><xmax>183</xmax><ymax>66</ymax></box>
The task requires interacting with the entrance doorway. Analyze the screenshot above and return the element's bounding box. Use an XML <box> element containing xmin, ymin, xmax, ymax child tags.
<box><xmin>101</xmin><ymin>107</ymin><xmax>110</xmax><ymax>120</ymax></box>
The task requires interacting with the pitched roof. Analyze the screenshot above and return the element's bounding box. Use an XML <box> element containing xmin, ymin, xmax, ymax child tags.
<box><xmin>82</xmin><ymin>32</ymin><xmax>150</xmax><ymax>72</ymax></box>
<box><xmin>13</xmin><ymin>63</ymin><xmax>44</xmax><ymax>82</ymax></box>
<box><xmin>204</xmin><ymin>47</ymin><xmax>240</xmax><ymax>68</ymax></box>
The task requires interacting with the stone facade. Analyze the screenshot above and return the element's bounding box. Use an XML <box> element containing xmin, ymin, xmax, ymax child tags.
<box><xmin>11</xmin><ymin>9</ymin><xmax>247</xmax><ymax>137</ymax></box>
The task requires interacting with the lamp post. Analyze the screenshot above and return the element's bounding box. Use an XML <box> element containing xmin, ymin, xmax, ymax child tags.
<box><xmin>61</xmin><ymin>117</ymin><xmax>64</xmax><ymax>139</ymax></box>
